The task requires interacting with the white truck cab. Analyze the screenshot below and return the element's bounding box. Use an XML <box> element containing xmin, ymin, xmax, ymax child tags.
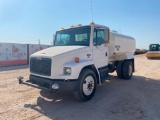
<box><xmin>18</xmin><ymin>22</ymin><xmax>135</xmax><ymax>101</ymax></box>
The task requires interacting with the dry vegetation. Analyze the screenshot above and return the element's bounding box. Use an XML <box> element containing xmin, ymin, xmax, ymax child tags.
<box><xmin>0</xmin><ymin>54</ymin><xmax>160</xmax><ymax>120</ymax></box>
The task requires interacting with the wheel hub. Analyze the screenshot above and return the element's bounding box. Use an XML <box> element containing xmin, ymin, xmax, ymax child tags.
<box><xmin>128</xmin><ymin>64</ymin><xmax>132</xmax><ymax>76</ymax></box>
<box><xmin>83</xmin><ymin>76</ymin><xmax>94</xmax><ymax>95</ymax></box>
<box><xmin>87</xmin><ymin>81</ymin><xmax>94</xmax><ymax>91</ymax></box>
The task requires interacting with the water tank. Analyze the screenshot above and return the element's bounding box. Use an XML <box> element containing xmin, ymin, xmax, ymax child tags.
<box><xmin>108</xmin><ymin>32</ymin><xmax>136</xmax><ymax>61</ymax></box>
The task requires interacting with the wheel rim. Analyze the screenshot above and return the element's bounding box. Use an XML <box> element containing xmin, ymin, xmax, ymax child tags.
<box><xmin>83</xmin><ymin>76</ymin><xmax>95</xmax><ymax>96</ymax></box>
<box><xmin>128</xmin><ymin>64</ymin><xmax>132</xmax><ymax>76</ymax></box>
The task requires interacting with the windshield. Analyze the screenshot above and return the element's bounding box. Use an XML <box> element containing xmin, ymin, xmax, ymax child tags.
<box><xmin>149</xmin><ymin>44</ymin><xmax>160</xmax><ymax>51</ymax></box>
<box><xmin>54</xmin><ymin>26</ymin><xmax>91</xmax><ymax>46</ymax></box>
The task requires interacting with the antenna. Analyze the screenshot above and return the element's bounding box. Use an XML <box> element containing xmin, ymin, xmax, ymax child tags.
<box><xmin>91</xmin><ymin>0</ymin><xmax>93</xmax><ymax>22</ymax></box>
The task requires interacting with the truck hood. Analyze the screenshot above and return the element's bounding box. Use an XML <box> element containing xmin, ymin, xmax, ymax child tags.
<box><xmin>31</xmin><ymin>46</ymin><xmax>90</xmax><ymax>57</ymax></box>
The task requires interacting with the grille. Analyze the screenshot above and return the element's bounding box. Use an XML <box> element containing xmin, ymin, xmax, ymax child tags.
<box><xmin>30</xmin><ymin>57</ymin><xmax>51</xmax><ymax>76</ymax></box>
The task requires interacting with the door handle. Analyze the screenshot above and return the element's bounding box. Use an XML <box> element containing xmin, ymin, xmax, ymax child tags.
<box><xmin>106</xmin><ymin>52</ymin><xmax>108</xmax><ymax>56</ymax></box>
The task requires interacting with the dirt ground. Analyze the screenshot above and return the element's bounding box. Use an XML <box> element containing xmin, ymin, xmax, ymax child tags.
<box><xmin>0</xmin><ymin>54</ymin><xmax>160</xmax><ymax>120</ymax></box>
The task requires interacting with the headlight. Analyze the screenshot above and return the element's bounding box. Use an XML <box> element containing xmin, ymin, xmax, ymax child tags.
<box><xmin>64</xmin><ymin>67</ymin><xmax>71</xmax><ymax>74</ymax></box>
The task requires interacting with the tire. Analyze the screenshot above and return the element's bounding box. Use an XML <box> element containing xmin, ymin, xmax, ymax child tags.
<box><xmin>116</xmin><ymin>61</ymin><xmax>124</xmax><ymax>79</ymax></box>
<box><xmin>73</xmin><ymin>69</ymin><xmax>97</xmax><ymax>102</ymax></box>
<box><xmin>122</xmin><ymin>61</ymin><xmax>133</xmax><ymax>80</ymax></box>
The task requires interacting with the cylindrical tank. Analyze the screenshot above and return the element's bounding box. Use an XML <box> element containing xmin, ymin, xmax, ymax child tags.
<box><xmin>108</xmin><ymin>32</ymin><xmax>136</xmax><ymax>61</ymax></box>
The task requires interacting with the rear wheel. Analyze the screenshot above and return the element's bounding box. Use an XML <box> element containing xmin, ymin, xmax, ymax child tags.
<box><xmin>73</xmin><ymin>69</ymin><xmax>97</xmax><ymax>102</ymax></box>
<box><xmin>123</xmin><ymin>61</ymin><xmax>133</xmax><ymax>80</ymax></box>
<box><xmin>116</xmin><ymin>61</ymin><xmax>124</xmax><ymax>79</ymax></box>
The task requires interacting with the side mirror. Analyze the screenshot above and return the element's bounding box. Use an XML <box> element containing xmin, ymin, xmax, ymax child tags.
<box><xmin>53</xmin><ymin>34</ymin><xmax>55</xmax><ymax>45</ymax></box>
<box><xmin>53</xmin><ymin>34</ymin><xmax>55</xmax><ymax>41</ymax></box>
<box><xmin>104</xmin><ymin>28</ymin><xmax>109</xmax><ymax>42</ymax></box>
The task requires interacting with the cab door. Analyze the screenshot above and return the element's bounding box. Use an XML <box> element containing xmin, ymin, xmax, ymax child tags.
<box><xmin>92</xmin><ymin>27</ymin><xmax>109</xmax><ymax>68</ymax></box>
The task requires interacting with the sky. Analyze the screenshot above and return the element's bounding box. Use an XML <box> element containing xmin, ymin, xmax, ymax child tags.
<box><xmin>0</xmin><ymin>0</ymin><xmax>160</xmax><ymax>49</ymax></box>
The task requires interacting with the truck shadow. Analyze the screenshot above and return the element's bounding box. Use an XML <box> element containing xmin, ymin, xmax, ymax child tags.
<box><xmin>24</xmin><ymin>75</ymin><xmax>160</xmax><ymax>120</ymax></box>
<box><xmin>0</xmin><ymin>64</ymin><xmax>29</xmax><ymax>71</ymax></box>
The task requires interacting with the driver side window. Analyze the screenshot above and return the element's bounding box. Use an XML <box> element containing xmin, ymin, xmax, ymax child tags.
<box><xmin>93</xmin><ymin>29</ymin><xmax>104</xmax><ymax>46</ymax></box>
<box><xmin>55</xmin><ymin>34</ymin><xmax>70</xmax><ymax>45</ymax></box>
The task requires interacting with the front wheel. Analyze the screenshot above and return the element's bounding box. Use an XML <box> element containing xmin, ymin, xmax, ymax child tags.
<box><xmin>73</xmin><ymin>69</ymin><xmax>97</xmax><ymax>102</ymax></box>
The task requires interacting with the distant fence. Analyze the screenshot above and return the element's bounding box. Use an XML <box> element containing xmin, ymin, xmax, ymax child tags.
<box><xmin>0</xmin><ymin>43</ymin><xmax>52</xmax><ymax>66</ymax></box>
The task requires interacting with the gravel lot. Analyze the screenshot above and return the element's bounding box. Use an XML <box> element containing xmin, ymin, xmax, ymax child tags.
<box><xmin>0</xmin><ymin>54</ymin><xmax>160</xmax><ymax>120</ymax></box>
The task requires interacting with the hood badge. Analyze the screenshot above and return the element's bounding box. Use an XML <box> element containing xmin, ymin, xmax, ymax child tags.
<box><xmin>87</xmin><ymin>54</ymin><xmax>91</xmax><ymax>58</ymax></box>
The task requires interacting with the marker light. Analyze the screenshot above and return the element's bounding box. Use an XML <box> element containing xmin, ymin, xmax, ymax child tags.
<box><xmin>90</xmin><ymin>21</ymin><xmax>95</xmax><ymax>24</ymax></box>
<box><xmin>75</xmin><ymin>57</ymin><xmax>79</xmax><ymax>63</ymax></box>
<box><xmin>77</xmin><ymin>24</ymin><xmax>82</xmax><ymax>26</ymax></box>
<box><xmin>70</xmin><ymin>25</ymin><xmax>74</xmax><ymax>28</ymax></box>
<box><xmin>60</xmin><ymin>28</ymin><xmax>64</xmax><ymax>30</ymax></box>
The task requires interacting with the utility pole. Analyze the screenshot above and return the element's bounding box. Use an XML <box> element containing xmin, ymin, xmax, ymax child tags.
<box><xmin>38</xmin><ymin>39</ymin><xmax>40</xmax><ymax>45</ymax></box>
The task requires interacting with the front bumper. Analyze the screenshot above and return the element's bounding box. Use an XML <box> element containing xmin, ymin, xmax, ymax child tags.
<box><xmin>18</xmin><ymin>75</ymin><xmax>79</xmax><ymax>92</ymax></box>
